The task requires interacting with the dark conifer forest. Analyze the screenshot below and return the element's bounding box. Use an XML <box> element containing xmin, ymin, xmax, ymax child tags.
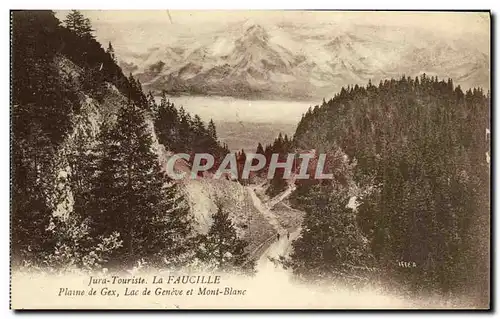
<box><xmin>286</xmin><ymin>76</ymin><xmax>490</xmax><ymax>300</ymax></box>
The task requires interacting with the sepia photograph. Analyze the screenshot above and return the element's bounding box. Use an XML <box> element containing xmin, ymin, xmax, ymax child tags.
<box><xmin>10</xmin><ymin>9</ymin><xmax>490</xmax><ymax>309</ymax></box>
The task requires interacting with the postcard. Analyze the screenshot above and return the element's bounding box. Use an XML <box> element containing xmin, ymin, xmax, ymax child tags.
<box><xmin>10</xmin><ymin>10</ymin><xmax>491</xmax><ymax>309</ymax></box>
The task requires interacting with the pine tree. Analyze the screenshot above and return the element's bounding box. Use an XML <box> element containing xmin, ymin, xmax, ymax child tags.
<box><xmin>106</xmin><ymin>41</ymin><xmax>116</xmax><ymax>62</ymax></box>
<box><xmin>265</xmin><ymin>132</ymin><xmax>292</xmax><ymax>197</ymax></box>
<box><xmin>290</xmin><ymin>183</ymin><xmax>373</xmax><ymax>284</ymax></box>
<box><xmin>93</xmin><ymin>102</ymin><xmax>192</xmax><ymax>267</ymax></box>
<box><xmin>85</xmin><ymin>123</ymin><xmax>121</xmax><ymax>238</ymax></box>
<box><xmin>64</xmin><ymin>10</ymin><xmax>94</xmax><ymax>38</ymax></box>
<box><xmin>155</xmin><ymin>94</ymin><xmax>179</xmax><ymax>151</ymax></box>
<box><xmin>208</xmin><ymin>119</ymin><xmax>217</xmax><ymax>140</ymax></box>
<box><xmin>256</xmin><ymin>142</ymin><xmax>264</xmax><ymax>155</ymax></box>
<box><xmin>146</xmin><ymin>91</ymin><xmax>157</xmax><ymax>114</ymax></box>
<box><xmin>153</xmin><ymin>181</ymin><xmax>194</xmax><ymax>268</ymax></box>
<box><xmin>237</xmin><ymin>149</ymin><xmax>247</xmax><ymax>184</ymax></box>
<box><xmin>252</xmin><ymin>142</ymin><xmax>265</xmax><ymax>176</ymax></box>
<box><xmin>196</xmin><ymin>205</ymin><xmax>253</xmax><ymax>272</ymax></box>
<box><xmin>178</xmin><ymin>107</ymin><xmax>192</xmax><ymax>152</ymax></box>
<box><xmin>191</xmin><ymin>115</ymin><xmax>206</xmax><ymax>151</ymax></box>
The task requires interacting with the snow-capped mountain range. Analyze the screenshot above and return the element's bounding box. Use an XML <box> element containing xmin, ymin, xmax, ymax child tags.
<box><xmin>119</xmin><ymin>21</ymin><xmax>489</xmax><ymax>100</ymax></box>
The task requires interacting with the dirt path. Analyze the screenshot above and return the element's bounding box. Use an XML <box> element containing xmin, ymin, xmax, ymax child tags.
<box><xmin>266</xmin><ymin>184</ymin><xmax>296</xmax><ymax>209</ymax></box>
<box><xmin>247</xmin><ymin>187</ymin><xmax>285</xmax><ymax>233</ymax></box>
<box><xmin>247</xmin><ymin>185</ymin><xmax>303</xmax><ymax>273</ymax></box>
<box><xmin>256</xmin><ymin>226</ymin><xmax>302</xmax><ymax>273</ymax></box>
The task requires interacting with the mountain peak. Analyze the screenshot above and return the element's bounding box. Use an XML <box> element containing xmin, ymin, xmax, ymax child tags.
<box><xmin>240</xmin><ymin>22</ymin><xmax>269</xmax><ymax>43</ymax></box>
<box><xmin>245</xmin><ymin>23</ymin><xmax>265</xmax><ymax>33</ymax></box>
<box><xmin>325</xmin><ymin>34</ymin><xmax>360</xmax><ymax>50</ymax></box>
<box><xmin>127</xmin><ymin>24</ymin><xmax>489</xmax><ymax>100</ymax></box>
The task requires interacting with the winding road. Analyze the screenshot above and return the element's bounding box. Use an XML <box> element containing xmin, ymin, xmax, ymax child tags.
<box><xmin>246</xmin><ymin>186</ymin><xmax>303</xmax><ymax>273</ymax></box>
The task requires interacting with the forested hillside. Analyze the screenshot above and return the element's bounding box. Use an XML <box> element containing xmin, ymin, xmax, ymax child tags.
<box><xmin>286</xmin><ymin>76</ymin><xmax>490</xmax><ymax>302</ymax></box>
<box><xmin>11</xmin><ymin>10</ymin><xmax>249</xmax><ymax>273</ymax></box>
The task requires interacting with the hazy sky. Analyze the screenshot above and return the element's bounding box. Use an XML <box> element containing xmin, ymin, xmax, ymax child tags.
<box><xmin>55</xmin><ymin>10</ymin><xmax>490</xmax><ymax>55</ymax></box>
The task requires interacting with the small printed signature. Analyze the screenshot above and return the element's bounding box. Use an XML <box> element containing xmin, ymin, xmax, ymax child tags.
<box><xmin>398</xmin><ymin>261</ymin><xmax>417</xmax><ymax>268</ymax></box>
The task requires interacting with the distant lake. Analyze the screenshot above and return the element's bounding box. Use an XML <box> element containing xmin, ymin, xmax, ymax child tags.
<box><xmin>155</xmin><ymin>95</ymin><xmax>317</xmax><ymax>124</ymax></box>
